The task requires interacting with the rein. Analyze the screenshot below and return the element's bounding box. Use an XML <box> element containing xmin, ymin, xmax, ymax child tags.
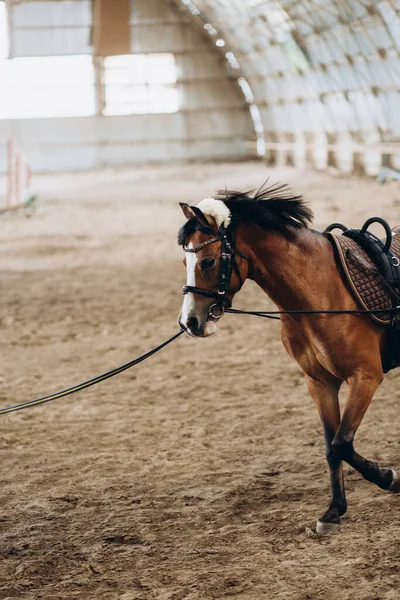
<box><xmin>0</xmin><ymin>330</ymin><xmax>184</xmax><ymax>416</ymax></box>
<box><xmin>226</xmin><ymin>307</ymin><xmax>400</xmax><ymax>320</ymax></box>
<box><xmin>2</xmin><ymin>303</ymin><xmax>399</xmax><ymax>416</ymax></box>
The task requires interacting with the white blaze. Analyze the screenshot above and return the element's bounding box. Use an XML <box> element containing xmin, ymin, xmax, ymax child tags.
<box><xmin>181</xmin><ymin>242</ymin><xmax>197</xmax><ymax>323</ymax></box>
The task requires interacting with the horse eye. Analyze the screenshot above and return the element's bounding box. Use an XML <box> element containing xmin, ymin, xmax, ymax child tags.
<box><xmin>200</xmin><ymin>257</ymin><xmax>216</xmax><ymax>271</ymax></box>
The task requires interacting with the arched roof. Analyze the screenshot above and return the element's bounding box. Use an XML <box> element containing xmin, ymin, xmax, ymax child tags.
<box><xmin>173</xmin><ymin>0</ymin><xmax>400</xmax><ymax>171</ymax></box>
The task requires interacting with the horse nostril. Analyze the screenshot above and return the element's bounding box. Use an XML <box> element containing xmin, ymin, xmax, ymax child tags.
<box><xmin>187</xmin><ymin>316</ymin><xmax>199</xmax><ymax>333</ymax></box>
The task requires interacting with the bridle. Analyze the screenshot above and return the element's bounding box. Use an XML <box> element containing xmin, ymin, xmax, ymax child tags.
<box><xmin>182</xmin><ymin>224</ymin><xmax>247</xmax><ymax>319</ymax></box>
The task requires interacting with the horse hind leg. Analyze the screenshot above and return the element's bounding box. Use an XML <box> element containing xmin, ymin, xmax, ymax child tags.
<box><xmin>390</xmin><ymin>470</ymin><xmax>400</xmax><ymax>492</ymax></box>
<box><xmin>332</xmin><ymin>371</ymin><xmax>398</xmax><ymax>493</ymax></box>
<box><xmin>305</xmin><ymin>375</ymin><xmax>347</xmax><ymax>535</ymax></box>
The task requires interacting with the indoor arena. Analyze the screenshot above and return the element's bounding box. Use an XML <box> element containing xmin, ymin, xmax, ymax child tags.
<box><xmin>1</xmin><ymin>1</ymin><xmax>400</xmax><ymax>599</ymax></box>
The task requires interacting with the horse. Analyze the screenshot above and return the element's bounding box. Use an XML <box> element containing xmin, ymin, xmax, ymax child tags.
<box><xmin>177</xmin><ymin>183</ymin><xmax>400</xmax><ymax>535</ymax></box>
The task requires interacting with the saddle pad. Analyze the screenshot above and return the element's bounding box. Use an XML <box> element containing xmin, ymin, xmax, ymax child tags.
<box><xmin>328</xmin><ymin>228</ymin><xmax>400</xmax><ymax>325</ymax></box>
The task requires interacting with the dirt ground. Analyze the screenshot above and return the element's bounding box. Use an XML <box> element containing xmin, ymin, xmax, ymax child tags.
<box><xmin>0</xmin><ymin>162</ymin><xmax>399</xmax><ymax>600</ymax></box>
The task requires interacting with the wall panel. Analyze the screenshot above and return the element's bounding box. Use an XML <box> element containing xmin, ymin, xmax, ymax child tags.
<box><xmin>1</xmin><ymin>0</ymin><xmax>254</xmax><ymax>172</ymax></box>
<box><xmin>10</xmin><ymin>0</ymin><xmax>92</xmax><ymax>57</ymax></box>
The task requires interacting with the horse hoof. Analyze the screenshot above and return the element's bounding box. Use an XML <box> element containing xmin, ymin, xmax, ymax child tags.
<box><xmin>389</xmin><ymin>470</ymin><xmax>400</xmax><ymax>493</ymax></box>
<box><xmin>316</xmin><ymin>520</ymin><xmax>340</xmax><ymax>535</ymax></box>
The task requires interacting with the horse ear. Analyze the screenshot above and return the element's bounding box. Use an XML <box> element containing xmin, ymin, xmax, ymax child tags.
<box><xmin>190</xmin><ymin>205</ymin><xmax>211</xmax><ymax>228</ymax></box>
<box><xmin>179</xmin><ymin>202</ymin><xmax>195</xmax><ymax>221</ymax></box>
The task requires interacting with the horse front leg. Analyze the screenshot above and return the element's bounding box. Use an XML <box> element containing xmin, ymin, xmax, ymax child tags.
<box><xmin>305</xmin><ymin>375</ymin><xmax>347</xmax><ymax>534</ymax></box>
<box><xmin>332</xmin><ymin>371</ymin><xmax>400</xmax><ymax>493</ymax></box>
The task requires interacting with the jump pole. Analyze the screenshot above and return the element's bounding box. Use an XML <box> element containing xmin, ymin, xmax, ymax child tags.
<box><xmin>1</xmin><ymin>138</ymin><xmax>34</xmax><ymax>216</ymax></box>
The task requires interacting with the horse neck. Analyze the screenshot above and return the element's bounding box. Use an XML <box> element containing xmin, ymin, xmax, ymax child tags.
<box><xmin>238</xmin><ymin>224</ymin><xmax>334</xmax><ymax>310</ymax></box>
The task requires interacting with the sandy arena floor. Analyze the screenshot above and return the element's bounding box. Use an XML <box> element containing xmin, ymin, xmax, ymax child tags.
<box><xmin>0</xmin><ymin>162</ymin><xmax>399</xmax><ymax>599</ymax></box>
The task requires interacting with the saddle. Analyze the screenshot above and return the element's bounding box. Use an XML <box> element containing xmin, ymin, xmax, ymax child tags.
<box><xmin>325</xmin><ymin>218</ymin><xmax>400</xmax><ymax>373</ymax></box>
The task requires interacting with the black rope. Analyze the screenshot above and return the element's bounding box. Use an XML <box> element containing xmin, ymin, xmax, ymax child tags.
<box><xmin>227</xmin><ymin>308</ymin><xmax>280</xmax><ymax>320</ymax></box>
<box><xmin>0</xmin><ymin>330</ymin><xmax>184</xmax><ymax>416</ymax></box>
<box><xmin>226</xmin><ymin>307</ymin><xmax>400</xmax><ymax>319</ymax></box>
<box><xmin>2</xmin><ymin>303</ymin><xmax>400</xmax><ymax>417</ymax></box>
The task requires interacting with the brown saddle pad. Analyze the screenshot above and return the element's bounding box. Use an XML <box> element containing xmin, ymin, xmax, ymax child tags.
<box><xmin>328</xmin><ymin>228</ymin><xmax>400</xmax><ymax>325</ymax></box>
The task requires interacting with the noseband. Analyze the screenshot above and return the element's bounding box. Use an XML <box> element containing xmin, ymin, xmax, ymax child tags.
<box><xmin>182</xmin><ymin>225</ymin><xmax>246</xmax><ymax>319</ymax></box>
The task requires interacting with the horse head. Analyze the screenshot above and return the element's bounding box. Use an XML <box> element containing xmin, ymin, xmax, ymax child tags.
<box><xmin>178</xmin><ymin>198</ymin><xmax>247</xmax><ymax>337</ymax></box>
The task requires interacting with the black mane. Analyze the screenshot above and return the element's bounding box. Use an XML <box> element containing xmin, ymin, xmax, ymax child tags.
<box><xmin>177</xmin><ymin>219</ymin><xmax>214</xmax><ymax>247</ymax></box>
<box><xmin>177</xmin><ymin>181</ymin><xmax>313</xmax><ymax>246</ymax></box>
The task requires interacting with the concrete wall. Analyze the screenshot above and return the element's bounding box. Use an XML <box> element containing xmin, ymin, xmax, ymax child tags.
<box><xmin>0</xmin><ymin>0</ymin><xmax>254</xmax><ymax>173</ymax></box>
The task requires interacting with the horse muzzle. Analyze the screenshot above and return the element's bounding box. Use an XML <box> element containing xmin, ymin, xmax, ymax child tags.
<box><xmin>178</xmin><ymin>313</ymin><xmax>217</xmax><ymax>338</ymax></box>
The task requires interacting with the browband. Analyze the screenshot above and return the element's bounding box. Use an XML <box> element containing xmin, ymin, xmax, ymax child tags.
<box><xmin>183</xmin><ymin>236</ymin><xmax>224</xmax><ymax>253</ymax></box>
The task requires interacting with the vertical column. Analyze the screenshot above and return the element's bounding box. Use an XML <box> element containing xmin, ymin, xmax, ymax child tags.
<box><xmin>93</xmin><ymin>0</ymin><xmax>131</xmax><ymax>57</ymax></box>
<box><xmin>363</xmin><ymin>132</ymin><xmax>382</xmax><ymax>176</ymax></box>
<box><xmin>313</xmin><ymin>131</ymin><xmax>328</xmax><ymax>170</ymax></box>
<box><xmin>5</xmin><ymin>0</ymin><xmax>12</xmax><ymax>58</ymax></box>
<box><xmin>294</xmin><ymin>131</ymin><xmax>307</xmax><ymax>170</ymax></box>
<box><xmin>335</xmin><ymin>133</ymin><xmax>354</xmax><ymax>174</ymax></box>
<box><xmin>275</xmin><ymin>134</ymin><xmax>287</xmax><ymax>168</ymax></box>
<box><xmin>93</xmin><ymin>56</ymin><xmax>105</xmax><ymax>116</ymax></box>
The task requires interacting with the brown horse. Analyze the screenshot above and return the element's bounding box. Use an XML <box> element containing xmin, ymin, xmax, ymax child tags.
<box><xmin>177</xmin><ymin>184</ymin><xmax>400</xmax><ymax>534</ymax></box>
